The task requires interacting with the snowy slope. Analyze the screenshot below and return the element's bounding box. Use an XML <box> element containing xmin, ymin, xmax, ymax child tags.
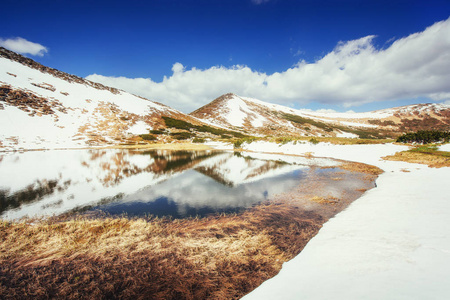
<box><xmin>190</xmin><ymin>93</ymin><xmax>272</xmax><ymax>129</ymax></box>
<box><xmin>239</xmin><ymin>141</ymin><xmax>450</xmax><ymax>300</ymax></box>
<box><xmin>0</xmin><ymin>48</ymin><xmax>201</xmax><ymax>150</ymax></box>
<box><xmin>191</xmin><ymin>93</ymin><xmax>450</xmax><ymax>138</ymax></box>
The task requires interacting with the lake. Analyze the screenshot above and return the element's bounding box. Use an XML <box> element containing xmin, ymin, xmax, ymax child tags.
<box><xmin>0</xmin><ymin>148</ymin><xmax>348</xmax><ymax>220</ymax></box>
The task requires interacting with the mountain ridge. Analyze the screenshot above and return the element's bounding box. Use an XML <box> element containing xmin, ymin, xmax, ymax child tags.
<box><xmin>190</xmin><ymin>93</ymin><xmax>450</xmax><ymax>138</ymax></box>
<box><xmin>1</xmin><ymin>47</ymin><xmax>450</xmax><ymax>151</ymax></box>
<box><xmin>0</xmin><ymin>47</ymin><xmax>233</xmax><ymax>150</ymax></box>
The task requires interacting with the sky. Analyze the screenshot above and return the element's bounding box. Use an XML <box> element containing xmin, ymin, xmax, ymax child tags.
<box><xmin>1</xmin><ymin>0</ymin><xmax>450</xmax><ymax>113</ymax></box>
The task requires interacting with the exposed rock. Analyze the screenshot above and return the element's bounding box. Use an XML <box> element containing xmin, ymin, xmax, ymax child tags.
<box><xmin>31</xmin><ymin>82</ymin><xmax>56</xmax><ymax>92</ymax></box>
<box><xmin>0</xmin><ymin>84</ymin><xmax>64</xmax><ymax>116</ymax></box>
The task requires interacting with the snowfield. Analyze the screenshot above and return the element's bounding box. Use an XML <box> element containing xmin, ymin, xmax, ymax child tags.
<box><xmin>217</xmin><ymin>141</ymin><xmax>450</xmax><ymax>300</ymax></box>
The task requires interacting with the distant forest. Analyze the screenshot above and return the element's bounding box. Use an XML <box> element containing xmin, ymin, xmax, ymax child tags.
<box><xmin>396</xmin><ymin>130</ymin><xmax>450</xmax><ymax>144</ymax></box>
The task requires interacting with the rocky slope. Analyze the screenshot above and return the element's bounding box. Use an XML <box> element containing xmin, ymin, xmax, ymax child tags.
<box><xmin>0</xmin><ymin>47</ymin><xmax>218</xmax><ymax>150</ymax></box>
<box><xmin>190</xmin><ymin>93</ymin><xmax>450</xmax><ymax>138</ymax></box>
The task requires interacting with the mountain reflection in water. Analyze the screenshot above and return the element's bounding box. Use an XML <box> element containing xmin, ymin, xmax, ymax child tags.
<box><xmin>0</xmin><ymin>149</ymin><xmax>339</xmax><ymax>220</ymax></box>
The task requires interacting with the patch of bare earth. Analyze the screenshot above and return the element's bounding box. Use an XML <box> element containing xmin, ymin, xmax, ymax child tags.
<box><xmin>0</xmin><ymin>84</ymin><xmax>66</xmax><ymax>117</ymax></box>
<box><xmin>0</xmin><ymin>161</ymin><xmax>379</xmax><ymax>299</ymax></box>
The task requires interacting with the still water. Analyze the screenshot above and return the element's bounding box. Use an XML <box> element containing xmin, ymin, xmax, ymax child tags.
<box><xmin>0</xmin><ymin>149</ymin><xmax>341</xmax><ymax>220</ymax></box>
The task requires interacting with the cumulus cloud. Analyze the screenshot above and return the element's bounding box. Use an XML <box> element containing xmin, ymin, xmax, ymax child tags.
<box><xmin>87</xmin><ymin>18</ymin><xmax>450</xmax><ymax>113</ymax></box>
<box><xmin>0</xmin><ymin>37</ymin><xmax>48</xmax><ymax>56</ymax></box>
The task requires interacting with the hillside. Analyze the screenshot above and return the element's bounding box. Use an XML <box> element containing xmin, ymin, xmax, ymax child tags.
<box><xmin>190</xmin><ymin>93</ymin><xmax>450</xmax><ymax>138</ymax></box>
<box><xmin>2</xmin><ymin>47</ymin><xmax>450</xmax><ymax>151</ymax></box>
<box><xmin>0</xmin><ymin>48</ymin><xmax>229</xmax><ymax>150</ymax></box>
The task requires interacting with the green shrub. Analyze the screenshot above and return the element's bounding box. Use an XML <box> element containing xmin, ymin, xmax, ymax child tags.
<box><xmin>282</xmin><ymin>113</ymin><xmax>334</xmax><ymax>132</ymax></box>
<box><xmin>162</xmin><ymin>116</ymin><xmax>247</xmax><ymax>138</ymax></box>
<box><xmin>309</xmin><ymin>138</ymin><xmax>319</xmax><ymax>145</ymax></box>
<box><xmin>220</xmin><ymin>134</ymin><xmax>233</xmax><ymax>139</ymax></box>
<box><xmin>162</xmin><ymin>117</ymin><xmax>193</xmax><ymax>130</ymax></box>
<box><xmin>193</xmin><ymin>137</ymin><xmax>206</xmax><ymax>143</ymax></box>
<box><xmin>139</xmin><ymin>134</ymin><xmax>157</xmax><ymax>141</ymax></box>
<box><xmin>275</xmin><ymin>137</ymin><xmax>295</xmax><ymax>145</ymax></box>
<box><xmin>170</xmin><ymin>132</ymin><xmax>192</xmax><ymax>140</ymax></box>
<box><xmin>150</xmin><ymin>129</ymin><xmax>166</xmax><ymax>135</ymax></box>
<box><xmin>233</xmin><ymin>137</ymin><xmax>258</xmax><ymax>149</ymax></box>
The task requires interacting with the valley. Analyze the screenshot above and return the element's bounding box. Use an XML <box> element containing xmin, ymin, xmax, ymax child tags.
<box><xmin>1</xmin><ymin>47</ymin><xmax>450</xmax><ymax>300</ymax></box>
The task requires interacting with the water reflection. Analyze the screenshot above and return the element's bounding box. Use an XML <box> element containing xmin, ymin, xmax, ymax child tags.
<box><xmin>0</xmin><ymin>149</ymin><xmax>339</xmax><ymax>220</ymax></box>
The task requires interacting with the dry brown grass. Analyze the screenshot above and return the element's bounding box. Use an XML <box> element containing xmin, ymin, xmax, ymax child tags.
<box><xmin>309</xmin><ymin>196</ymin><xmax>339</xmax><ymax>204</ymax></box>
<box><xmin>383</xmin><ymin>151</ymin><xmax>450</xmax><ymax>168</ymax></box>
<box><xmin>338</xmin><ymin>161</ymin><xmax>384</xmax><ymax>175</ymax></box>
<box><xmin>0</xmin><ymin>202</ymin><xmax>322</xmax><ymax>300</ymax></box>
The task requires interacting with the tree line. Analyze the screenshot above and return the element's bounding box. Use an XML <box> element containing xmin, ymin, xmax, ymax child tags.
<box><xmin>396</xmin><ymin>130</ymin><xmax>450</xmax><ymax>144</ymax></box>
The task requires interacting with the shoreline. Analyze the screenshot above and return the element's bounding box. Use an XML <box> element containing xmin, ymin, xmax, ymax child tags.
<box><xmin>0</xmin><ymin>144</ymin><xmax>380</xmax><ymax>299</ymax></box>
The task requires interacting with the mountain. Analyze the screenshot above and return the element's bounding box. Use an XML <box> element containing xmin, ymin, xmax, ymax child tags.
<box><xmin>190</xmin><ymin>93</ymin><xmax>450</xmax><ymax>138</ymax></box>
<box><xmin>2</xmin><ymin>47</ymin><xmax>450</xmax><ymax>151</ymax></box>
<box><xmin>0</xmin><ymin>47</ymin><xmax>222</xmax><ymax>151</ymax></box>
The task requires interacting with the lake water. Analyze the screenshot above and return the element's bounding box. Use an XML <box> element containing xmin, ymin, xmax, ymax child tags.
<box><xmin>0</xmin><ymin>149</ymin><xmax>344</xmax><ymax>220</ymax></box>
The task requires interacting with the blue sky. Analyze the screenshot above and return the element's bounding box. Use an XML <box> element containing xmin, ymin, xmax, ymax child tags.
<box><xmin>1</xmin><ymin>0</ymin><xmax>450</xmax><ymax>112</ymax></box>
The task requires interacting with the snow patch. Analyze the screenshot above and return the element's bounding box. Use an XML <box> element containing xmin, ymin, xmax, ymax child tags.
<box><xmin>439</xmin><ymin>143</ymin><xmax>450</xmax><ymax>152</ymax></box>
<box><xmin>335</xmin><ymin>131</ymin><xmax>358</xmax><ymax>138</ymax></box>
<box><xmin>127</xmin><ymin>121</ymin><xmax>151</xmax><ymax>135</ymax></box>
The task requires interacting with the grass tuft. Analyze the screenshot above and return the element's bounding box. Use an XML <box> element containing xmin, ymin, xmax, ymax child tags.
<box><xmin>383</xmin><ymin>145</ymin><xmax>450</xmax><ymax>168</ymax></box>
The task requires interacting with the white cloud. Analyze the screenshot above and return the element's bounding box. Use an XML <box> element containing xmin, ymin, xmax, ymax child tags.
<box><xmin>0</xmin><ymin>37</ymin><xmax>48</xmax><ymax>56</ymax></box>
<box><xmin>86</xmin><ymin>18</ymin><xmax>450</xmax><ymax>113</ymax></box>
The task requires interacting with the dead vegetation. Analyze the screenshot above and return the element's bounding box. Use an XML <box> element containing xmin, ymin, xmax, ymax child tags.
<box><xmin>0</xmin><ymin>203</ymin><xmax>321</xmax><ymax>299</ymax></box>
<box><xmin>0</xmin><ymin>84</ymin><xmax>66</xmax><ymax>116</ymax></box>
<box><xmin>383</xmin><ymin>149</ymin><xmax>450</xmax><ymax>168</ymax></box>
<box><xmin>338</xmin><ymin>161</ymin><xmax>384</xmax><ymax>175</ymax></box>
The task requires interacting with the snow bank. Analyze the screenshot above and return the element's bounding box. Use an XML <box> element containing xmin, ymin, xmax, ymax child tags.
<box><xmin>335</xmin><ymin>131</ymin><xmax>358</xmax><ymax>138</ymax></box>
<box><xmin>127</xmin><ymin>121</ymin><xmax>152</xmax><ymax>135</ymax></box>
<box><xmin>242</xmin><ymin>141</ymin><xmax>407</xmax><ymax>168</ymax></box>
<box><xmin>242</xmin><ymin>141</ymin><xmax>450</xmax><ymax>300</ymax></box>
<box><xmin>203</xmin><ymin>141</ymin><xmax>234</xmax><ymax>150</ymax></box>
<box><xmin>439</xmin><ymin>143</ymin><xmax>450</xmax><ymax>152</ymax></box>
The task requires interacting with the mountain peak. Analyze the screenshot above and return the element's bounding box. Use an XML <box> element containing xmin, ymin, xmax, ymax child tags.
<box><xmin>0</xmin><ymin>48</ymin><xmax>211</xmax><ymax>150</ymax></box>
<box><xmin>190</xmin><ymin>94</ymin><xmax>450</xmax><ymax>138</ymax></box>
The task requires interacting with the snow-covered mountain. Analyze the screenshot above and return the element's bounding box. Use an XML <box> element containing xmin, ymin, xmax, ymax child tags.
<box><xmin>0</xmin><ymin>47</ymin><xmax>212</xmax><ymax>150</ymax></box>
<box><xmin>190</xmin><ymin>93</ymin><xmax>450</xmax><ymax>138</ymax></box>
<box><xmin>2</xmin><ymin>46</ymin><xmax>450</xmax><ymax>151</ymax></box>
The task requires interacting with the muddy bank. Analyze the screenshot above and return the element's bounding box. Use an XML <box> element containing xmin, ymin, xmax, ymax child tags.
<box><xmin>0</xmin><ymin>161</ymin><xmax>380</xmax><ymax>299</ymax></box>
